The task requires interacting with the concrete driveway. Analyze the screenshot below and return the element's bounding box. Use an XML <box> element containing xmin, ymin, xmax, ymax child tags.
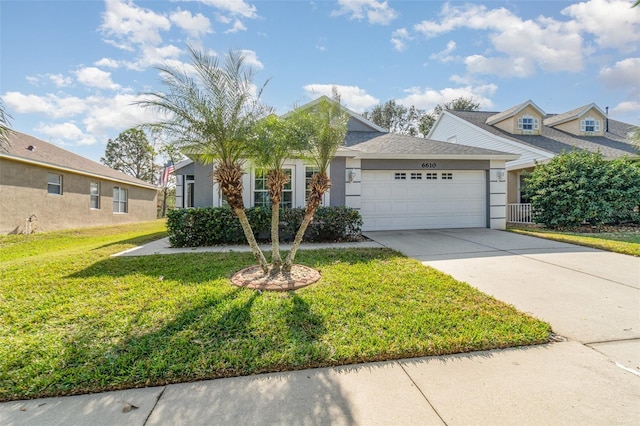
<box><xmin>366</xmin><ymin>228</ymin><xmax>640</xmax><ymax>366</ymax></box>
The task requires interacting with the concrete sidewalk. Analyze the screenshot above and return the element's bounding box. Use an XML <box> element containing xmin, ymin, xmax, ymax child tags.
<box><xmin>2</xmin><ymin>229</ymin><xmax>639</xmax><ymax>425</ymax></box>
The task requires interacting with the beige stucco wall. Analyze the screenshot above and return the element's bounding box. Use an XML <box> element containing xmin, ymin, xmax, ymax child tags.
<box><xmin>0</xmin><ymin>159</ymin><xmax>158</xmax><ymax>234</ymax></box>
<box><xmin>493</xmin><ymin>105</ymin><xmax>543</xmax><ymax>135</ymax></box>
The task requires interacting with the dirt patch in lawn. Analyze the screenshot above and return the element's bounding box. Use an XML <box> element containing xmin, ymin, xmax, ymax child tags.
<box><xmin>231</xmin><ymin>264</ymin><xmax>321</xmax><ymax>291</ymax></box>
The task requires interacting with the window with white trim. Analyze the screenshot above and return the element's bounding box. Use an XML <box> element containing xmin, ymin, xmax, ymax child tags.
<box><xmin>410</xmin><ymin>172</ymin><xmax>422</xmax><ymax>180</ymax></box>
<box><xmin>90</xmin><ymin>182</ymin><xmax>100</xmax><ymax>209</ymax></box>
<box><xmin>394</xmin><ymin>172</ymin><xmax>406</xmax><ymax>180</ymax></box>
<box><xmin>113</xmin><ymin>187</ymin><xmax>128</xmax><ymax>213</ymax></box>
<box><xmin>185</xmin><ymin>175</ymin><xmax>195</xmax><ymax>208</ymax></box>
<box><xmin>254</xmin><ymin>168</ymin><xmax>292</xmax><ymax>208</ymax></box>
<box><xmin>47</xmin><ymin>173</ymin><xmax>62</xmax><ymax>195</ymax></box>
<box><xmin>580</xmin><ymin>117</ymin><xmax>600</xmax><ymax>133</ymax></box>
<box><xmin>517</xmin><ymin>115</ymin><xmax>539</xmax><ymax>131</ymax></box>
<box><xmin>305</xmin><ymin>166</ymin><xmax>320</xmax><ymax>203</ymax></box>
<box><xmin>441</xmin><ymin>172</ymin><xmax>453</xmax><ymax>180</ymax></box>
<box><xmin>425</xmin><ymin>173</ymin><xmax>437</xmax><ymax>180</ymax></box>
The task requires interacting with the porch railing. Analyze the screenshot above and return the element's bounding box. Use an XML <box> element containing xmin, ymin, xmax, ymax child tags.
<box><xmin>508</xmin><ymin>203</ymin><xmax>534</xmax><ymax>224</ymax></box>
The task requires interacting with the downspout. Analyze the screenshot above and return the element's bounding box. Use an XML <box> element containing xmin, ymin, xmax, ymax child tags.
<box><xmin>605</xmin><ymin>106</ymin><xmax>609</xmax><ymax>133</ymax></box>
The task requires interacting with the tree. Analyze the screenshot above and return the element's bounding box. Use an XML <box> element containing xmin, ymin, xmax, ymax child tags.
<box><xmin>249</xmin><ymin>114</ymin><xmax>306</xmax><ymax>269</ymax></box>
<box><xmin>283</xmin><ymin>95</ymin><xmax>349</xmax><ymax>270</ymax></box>
<box><xmin>101</xmin><ymin>128</ymin><xmax>156</xmax><ymax>183</ymax></box>
<box><xmin>523</xmin><ymin>151</ymin><xmax>640</xmax><ymax>228</ymax></box>
<box><xmin>363</xmin><ymin>100</ymin><xmax>422</xmax><ymax>136</ymax></box>
<box><xmin>0</xmin><ymin>99</ymin><xmax>12</xmax><ymax>152</ymax></box>
<box><xmin>139</xmin><ymin>47</ymin><xmax>271</xmax><ymax>273</ymax></box>
<box><xmin>419</xmin><ymin>96</ymin><xmax>481</xmax><ymax>136</ymax></box>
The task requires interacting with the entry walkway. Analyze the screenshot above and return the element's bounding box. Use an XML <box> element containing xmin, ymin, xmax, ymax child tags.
<box><xmin>2</xmin><ymin>229</ymin><xmax>639</xmax><ymax>425</ymax></box>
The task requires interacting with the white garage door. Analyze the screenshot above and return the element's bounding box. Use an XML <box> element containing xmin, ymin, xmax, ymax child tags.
<box><xmin>360</xmin><ymin>170</ymin><xmax>486</xmax><ymax>231</ymax></box>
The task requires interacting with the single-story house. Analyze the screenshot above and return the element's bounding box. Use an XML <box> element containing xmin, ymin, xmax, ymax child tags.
<box><xmin>427</xmin><ymin>100</ymin><xmax>639</xmax><ymax>222</ymax></box>
<box><xmin>174</xmin><ymin>97</ymin><xmax>519</xmax><ymax>231</ymax></box>
<box><xmin>0</xmin><ymin>130</ymin><xmax>158</xmax><ymax>234</ymax></box>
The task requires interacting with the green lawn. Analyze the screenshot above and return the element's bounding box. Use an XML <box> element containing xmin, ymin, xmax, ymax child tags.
<box><xmin>509</xmin><ymin>226</ymin><xmax>640</xmax><ymax>257</ymax></box>
<box><xmin>0</xmin><ymin>221</ymin><xmax>551</xmax><ymax>401</ymax></box>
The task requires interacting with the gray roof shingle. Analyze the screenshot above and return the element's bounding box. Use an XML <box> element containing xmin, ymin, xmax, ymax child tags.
<box><xmin>449</xmin><ymin>110</ymin><xmax>639</xmax><ymax>158</ymax></box>
<box><xmin>1</xmin><ymin>130</ymin><xmax>156</xmax><ymax>188</ymax></box>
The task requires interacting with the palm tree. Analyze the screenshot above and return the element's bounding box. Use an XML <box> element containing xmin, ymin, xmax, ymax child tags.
<box><xmin>283</xmin><ymin>96</ymin><xmax>349</xmax><ymax>270</ymax></box>
<box><xmin>250</xmin><ymin>114</ymin><xmax>306</xmax><ymax>269</ymax></box>
<box><xmin>0</xmin><ymin>99</ymin><xmax>12</xmax><ymax>152</ymax></box>
<box><xmin>139</xmin><ymin>47</ymin><xmax>270</xmax><ymax>273</ymax></box>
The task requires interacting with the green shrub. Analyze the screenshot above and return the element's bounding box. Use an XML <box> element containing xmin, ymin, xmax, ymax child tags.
<box><xmin>523</xmin><ymin>151</ymin><xmax>640</xmax><ymax>228</ymax></box>
<box><xmin>167</xmin><ymin>206</ymin><xmax>362</xmax><ymax>247</ymax></box>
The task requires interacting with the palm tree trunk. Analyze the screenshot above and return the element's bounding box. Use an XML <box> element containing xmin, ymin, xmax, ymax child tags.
<box><xmin>283</xmin><ymin>173</ymin><xmax>330</xmax><ymax>271</ymax></box>
<box><xmin>234</xmin><ymin>207</ymin><xmax>269</xmax><ymax>273</ymax></box>
<box><xmin>270</xmin><ymin>202</ymin><xmax>282</xmax><ymax>268</ymax></box>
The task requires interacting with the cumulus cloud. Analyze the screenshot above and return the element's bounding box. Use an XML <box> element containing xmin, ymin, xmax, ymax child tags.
<box><xmin>2</xmin><ymin>92</ymin><xmax>87</xmax><ymax>118</ymax></box>
<box><xmin>100</xmin><ymin>0</ymin><xmax>171</xmax><ymax>49</ymax></box>
<box><xmin>170</xmin><ymin>9</ymin><xmax>212</xmax><ymax>38</ymax></box>
<box><xmin>397</xmin><ymin>85</ymin><xmax>498</xmax><ymax>111</ymax></box>
<box><xmin>35</xmin><ymin>122</ymin><xmax>97</xmax><ymax>146</ymax></box>
<box><xmin>75</xmin><ymin>67</ymin><xmax>121</xmax><ymax>90</ymax></box>
<box><xmin>224</xmin><ymin>19</ymin><xmax>247</xmax><ymax>33</ymax></box>
<box><xmin>332</xmin><ymin>0</ymin><xmax>398</xmax><ymax>25</ymax></box>
<box><xmin>303</xmin><ymin>84</ymin><xmax>379</xmax><ymax>112</ymax></box>
<box><xmin>599</xmin><ymin>58</ymin><xmax>640</xmax><ymax>89</ymax></box>
<box><xmin>429</xmin><ymin>40</ymin><xmax>457</xmax><ymax>63</ymax></box>
<box><xmin>198</xmin><ymin>0</ymin><xmax>257</xmax><ymax>19</ymax></box>
<box><xmin>95</xmin><ymin>58</ymin><xmax>120</xmax><ymax>68</ymax></box>
<box><xmin>414</xmin><ymin>2</ymin><xmax>583</xmax><ymax>77</ymax></box>
<box><xmin>391</xmin><ymin>28</ymin><xmax>411</xmax><ymax>51</ymax></box>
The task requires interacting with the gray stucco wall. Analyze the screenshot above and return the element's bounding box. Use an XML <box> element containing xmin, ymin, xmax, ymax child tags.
<box><xmin>194</xmin><ymin>162</ymin><xmax>214</xmax><ymax>207</ymax></box>
<box><xmin>329</xmin><ymin>157</ymin><xmax>346</xmax><ymax>207</ymax></box>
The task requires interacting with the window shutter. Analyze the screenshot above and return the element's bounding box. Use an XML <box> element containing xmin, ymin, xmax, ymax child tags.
<box><xmin>533</xmin><ymin>118</ymin><xmax>539</xmax><ymax>130</ymax></box>
<box><xmin>580</xmin><ymin>120</ymin><xmax>586</xmax><ymax>131</ymax></box>
<box><xmin>517</xmin><ymin>118</ymin><xmax>523</xmax><ymax>130</ymax></box>
<box><xmin>594</xmin><ymin>120</ymin><xmax>601</xmax><ymax>131</ymax></box>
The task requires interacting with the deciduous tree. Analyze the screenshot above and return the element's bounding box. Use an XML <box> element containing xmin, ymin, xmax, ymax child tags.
<box><xmin>101</xmin><ymin>128</ymin><xmax>156</xmax><ymax>183</ymax></box>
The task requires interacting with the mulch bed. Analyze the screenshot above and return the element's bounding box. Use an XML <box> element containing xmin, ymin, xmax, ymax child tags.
<box><xmin>231</xmin><ymin>264</ymin><xmax>321</xmax><ymax>291</ymax></box>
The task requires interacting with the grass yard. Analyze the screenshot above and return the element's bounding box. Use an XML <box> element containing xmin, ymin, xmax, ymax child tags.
<box><xmin>509</xmin><ymin>226</ymin><xmax>640</xmax><ymax>257</ymax></box>
<box><xmin>0</xmin><ymin>221</ymin><xmax>551</xmax><ymax>401</ymax></box>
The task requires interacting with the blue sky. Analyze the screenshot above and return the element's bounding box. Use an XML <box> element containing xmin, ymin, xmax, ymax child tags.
<box><xmin>1</xmin><ymin>0</ymin><xmax>639</xmax><ymax>162</ymax></box>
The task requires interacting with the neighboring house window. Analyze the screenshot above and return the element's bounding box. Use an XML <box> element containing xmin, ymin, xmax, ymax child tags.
<box><xmin>90</xmin><ymin>182</ymin><xmax>100</xmax><ymax>209</ymax></box>
<box><xmin>305</xmin><ymin>166</ymin><xmax>320</xmax><ymax>203</ymax></box>
<box><xmin>185</xmin><ymin>175</ymin><xmax>195</xmax><ymax>208</ymax></box>
<box><xmin>254</xmin><ymin>168</ymin><xmax>292</xmax><ymax>208</ymax></box>
<box><xmin>47</xmin><ymin>173</ymin><xmax>62</xmax><ymax>195</ymax></box>
<box><xmin>441</xmin><ymin>173</ymin><xmax>453</xmax><ymax>180</ymax></box>
<box><xmin>580</xmin><ymin>117</ymin><xmax>600</xmax><ymax>133</ymax></box>
<box><xmin>517</xmin><ymin>115</ymin><xmax>539</xmax><ymax>131</ymax></box>
<box><xmin>411</xmin><ymin>172</ymin><xmax>422</xmax><ymax>180</ymax></box>
<box><xmin>113</xmin><ymin>187</ymin><xmax>128</xmax><ymax>213</ymax></box>
<box><xmin>394</xmin><ymin>172</ymin><xmax>407</xmax><ymax>180</ymax></box>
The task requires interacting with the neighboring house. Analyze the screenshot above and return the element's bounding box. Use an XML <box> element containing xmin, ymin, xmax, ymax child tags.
<box><xmin>0</xmin><ymin>130</ymin><xmax>158</xmax><ymax>234</ymax></box>
<box><xmin>428</xmin><ymin>100</ymin><xmax>639</xmax><ymax>222</ymax></box>
<box><xmin>174</xmin><ymin>97</ymin><xmax>519</xmax><ymax>231</ymax></box>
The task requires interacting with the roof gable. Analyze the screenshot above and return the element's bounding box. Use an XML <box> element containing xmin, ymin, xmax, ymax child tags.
<box><xmin>543</xmin><ymin>103</ymin><xmax>606</xmax><ymax>127</ymax></box>
<box><xmin>1</xmin><ymin>131</ymin><xmax>156</xmax><ymax>188</ymax></box>
<box><xmin>486</xmin><ymin>100</ymin><xmax>545</xmax><ymax>126</ymax></box>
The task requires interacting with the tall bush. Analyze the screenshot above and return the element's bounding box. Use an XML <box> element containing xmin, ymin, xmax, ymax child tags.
<box><xmin>524</xmin><ymin>151</ymin><xmax>640</xmax><ymax>228</ymax></box>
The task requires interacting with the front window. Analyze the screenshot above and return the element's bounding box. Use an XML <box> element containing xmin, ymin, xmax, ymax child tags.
<box><xmin>254</xmin><ymin>168</ymin><xmax>292</xmax><ymax>208</ymax></box>
<box><xmin>90</xmin><ymin>182</ymin><xmax>100</xmax><ymax>209</ymax></box>
<box><xmin>581</xmin><ymin>117</ymin><xmax>600</xmax><ymax>133</ymax></box>
<box><xmin>517</xmin><ymin>115</ymin><xmax>539</xmax><ymax>131</ymax></box>
<box><xmin>47</xmin><ymin>173</ymin><xmax>62</xmax><ymax>195</ymax></box>
<box><xmin>185</xmin><ymin>175</ymin><xmax>195</xmax><ymax>208</ymax></box>
<box><xmin>113</xmin><ymin>187</ymin><xmax>128</xmax><ymax>213</ymax></box>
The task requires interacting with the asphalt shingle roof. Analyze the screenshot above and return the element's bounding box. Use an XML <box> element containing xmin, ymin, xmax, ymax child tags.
<box><xmin>448</xmin><ymin>110</ymin><xmax>639</xmax><ymax>159</ymax></box>
<box><xmin>344</xmin><ymin>131</ymin><xmax>516</xmax><ymax>156</ymax></box>
<box><xmin>1</xmin><ymin>130</ymin><xmax>156</xmax><ymax>188</ymax></box>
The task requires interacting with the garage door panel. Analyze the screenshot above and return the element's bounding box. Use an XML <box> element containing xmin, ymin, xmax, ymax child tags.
<box><xmin>360</xmin><ymin>170</ymin><xmax>486</xmax><ymax>231</ymax></box>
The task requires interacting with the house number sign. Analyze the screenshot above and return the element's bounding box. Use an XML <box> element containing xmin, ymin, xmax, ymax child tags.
<box><xmin>421</xmin><ymin>162</ymin><xmax>437</xmax><ymax>169</ymax></box>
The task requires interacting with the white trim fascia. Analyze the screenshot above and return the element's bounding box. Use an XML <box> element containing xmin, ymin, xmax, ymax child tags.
<box><xmin>0</xmin><ymin>154</ymin><xmax>157</xmax><ymax>190</ymax></box>
<box><xmin>486</xmin><ymin>100</ymin><xmax>545</xmax><ymax>125</ymax></box>
<box><xmin>544</xmin><ymin>103</ymin><xmax>606</xmax><ymax>127</ymax></box>
<box><xmin>425</xmin><ymin>112</ymin><xmax>446</xmax><ymax>139</ymax></box>
<box><xmin>346</xmin><ymin>152</ymin><xmax>520</xmax><ymax>161</ymax></box>
<box><xmin>441</xmin><ymin>111</ymin><xmax>555</xmax><ymax>160</ymax></box>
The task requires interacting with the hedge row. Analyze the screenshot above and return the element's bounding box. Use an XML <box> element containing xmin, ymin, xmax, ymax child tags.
<box><xmin>166</xmin><ymin>206</ymin><xmax>363</xmax><ymax>247</ymax></box>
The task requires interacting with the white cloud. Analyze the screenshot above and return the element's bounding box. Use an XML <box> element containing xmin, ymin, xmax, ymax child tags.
<box><xmin>35</xmin><ymin>122</ymin><xmax>97</xmax><ymax>146</ymax></box>
<box><xmin>224</xmin><ymin>19</ymin><xmax>247</xmax><ymax>33</ymax></box>
<box><xmin>391</xmin><ymin>28</ymin><xmax>411</xmax><ymax>52</ymax></box>
<box><xmin>332</xmin><ymin>0</ymin><xmax>398</xmax><ymax>25</ymax></box>
<box><xmin>100</xmin><ymin>0</ymin><xmax>171</xmax><ymax>49</ymax></box>
<box><xmin>429</xmin><ymin>40</ymin><xmax>457</xmax><ymax>63</ymax></box>
<box><xmin>95</xmin><ymin>58</ymin><xmax>120</xmax><ymax>68</ymax></box>
<box><xmin>303</xmin><ymin>84</ymin><xmax>379</xmax><ymax>112</ymax></box>
<box><xmin>75</xmin><ymin>67</ymin><xmax>121</xmax><ymax>90</ymax></box>
<box><xmin>48</xmin><ymin>74</ymin><xmax>73</xmax><ymax>88</ymax></box>
<box><xmin>198</xmin><ymin>0</ymin><xmax>257</xmax><ymax>19</ymax></box>
<box><xmin>599</xmin><ymin>58</ymin><xmax>640</xmax><ymax>89</ymax></box>
<box><xmin>414</xmin><ymin>3</ymin><xmax>583</xmax><ymax>78</ymax></box>
<box><xmin>170</xmin><ymin>9</ymin><xmax>212</xmax><ymax>38</ymax></box>
<box><xmin>562</xmin><ymin>0</ymin><xmax>640</xmax><ymax>53</ymax></box>
<box><xmin>611</xmin><ymin>101</ymin><xmax>640</xmax><ymax>119</ymax></box>
<box><xmin>83</xmin><ymin>93</ymin><xmax>160</xmax><ymax>135</ymax></box>
<box><xmin>238</xmin><ymin>49</ymin><xmax>263</xmax><ymax>70</ymax></box>
<box><xmin>397</xmin><ymin>85</ymin><xmax>498</xmax><ymax>111</ymax></box>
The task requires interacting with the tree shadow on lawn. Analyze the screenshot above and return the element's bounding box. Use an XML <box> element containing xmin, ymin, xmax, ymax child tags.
<box><xmin>91</xmin><ymin>232</ymin><xmax>168</xmax><ymax>252</ymax></box>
